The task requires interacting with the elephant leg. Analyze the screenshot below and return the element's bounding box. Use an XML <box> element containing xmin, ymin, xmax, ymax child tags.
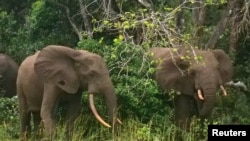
<box><xmin>20</xmin><ymin>111</ymin><xmax>31</xmax><ymax>141</ymax></box>
<box><xmin>174</xmin><ymin>94</ymin><xmax>193</xmax><ymax>130</ymax></box>
<box><xmin>18</xmin><ymin>90</ymin><xmax>31</xmax><ymax>141</ymax></box>
<box><xmin>40</xmin><ymin>84</ymin><xmax>60</xmax><ymax>140</ymax></box>
<box><xmin>32</xmin><ymin>111</ymin><xmax>42</xmax><ymax>138</ymax></box>
<box><xmin>32</xmin><ymin>111</ymin><xmax>41</xmax><ymax>131</ymax></box>
<box><xmin>174</xmin><ymin>95</ymin><xmax>195</xmax><ymax>141</ymax></box>
<box><xmin>65</xmin><ymin>94</ymin><xmax>82</xmax><ymax>140</ymax></box>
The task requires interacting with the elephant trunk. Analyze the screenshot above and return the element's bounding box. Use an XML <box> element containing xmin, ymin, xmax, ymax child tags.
<box><xmin>199</xmin><ymin>89</ymin><xmax>216</xmax><ymax>118</ymax></box>
<box><xmin>103</xmin><ymin>83</ymin><xmax>119</xmax><ymax>128</ymax></box>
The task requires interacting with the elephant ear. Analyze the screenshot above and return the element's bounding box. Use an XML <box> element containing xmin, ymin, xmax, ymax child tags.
<box><xmin>155</xmin><ymin>56</ymin><xmax>190</xmax><ymax>90</ymax></box>
<box><xmin>212</xmin><ymin>49</ymin><xmax>233</xmax><ymax>83</ymax></box>
<box><xmin>75</xmin><ymin>50</ymin><xmax>99</xmax><ymax>74</ymax></box>
<box><xmin>34</xmin><ymin>45</ymin><xmax>82</xmax><ymax>94</ymax></box>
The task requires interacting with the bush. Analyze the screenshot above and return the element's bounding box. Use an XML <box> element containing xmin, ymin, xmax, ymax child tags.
<box><xmin>77</xmin><ymin>39</ymin><xmax>172</xmax><ymax>122</ymax></box>
<box><xmin>0</xmin><ymin>97</ymin><xmax>19</xmax><ymax>138</ymax></box>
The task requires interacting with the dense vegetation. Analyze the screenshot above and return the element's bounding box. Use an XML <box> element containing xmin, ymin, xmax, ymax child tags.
<box><xmin>0</xmin><ymin>0</ymin><xmax>249</xmax><ymax>140</ymax></box>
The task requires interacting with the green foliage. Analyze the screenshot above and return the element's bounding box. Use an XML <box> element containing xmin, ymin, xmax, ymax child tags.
<box><xmin>0</xmin><ymin>11</ymin><xmax>17</xmax><ymax>52</ymax></box>
<box><xmin>28</xmin><ymin>0</ymin><xmax>78</xmax><ymax>46</ymax></box>
<box><xmin>0</xmin><ymin>97</ymin><xmax>19</xmax><ymax>138</ymax></box>
<box><xmin>93</xmin><ymin>8</ymin><xmax>181</xmax><ymax>48</ymax></box>
<box><xmin>224</xmin><ymin>36</ymin><xmax>250</xmax><ymax>124</ymax></box>
<box><xmin>0</xmin><ymin>97</ymin><xmax>18</xmax><ymax>123</ymax></box>
<box><xmin>0</xmin><ymin>4</ymin><xmax>46</xmax><ymax>63</ymax></box>
<box><xmin>205</xmin><ymin>0</ymin><xmax>228</xmax><ymax>5</ymax></box>
<box><xmin>0</xmin><ymin>0</ymin><xmax>249</xmax><ymax>140</ymax></box>
<box><xmin>77</xmin><ymin>39</ymin><xmax>171</xmax><ymax>122</ymax></box>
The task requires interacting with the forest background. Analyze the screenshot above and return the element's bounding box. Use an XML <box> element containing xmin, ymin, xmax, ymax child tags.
<box><xmin>0</xmin><ymin>0</ymin><xmax>250</xmax><ymax>140</ymax></box>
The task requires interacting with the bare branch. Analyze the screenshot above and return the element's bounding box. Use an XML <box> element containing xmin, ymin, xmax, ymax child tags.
<box><xmin>175</xmin><ymin>0</ymin><xmax>184</xmax><ymax>34</ymax></box>
<box><xmin>78</xmin><ymin>0</ymin><xmax>93</xmax><ymax>38</ymax></box>
<box><xmin>238</xmin><ymin>0</ymin><xmax>250</xmax><ymax>33</ymax></box>
<box><xmin>54</xmin><ymin>1</ymin><xmax>83</xmax><ymax>40</ymax></box>
<box><xmin>228</xmin><ymin>0</ymin><xmax>245</xmax><ymax>53</ymax></box>
<box><xmin>192</xmin><ymin>0</ymin><xmax>206</xmax><ymax>26</ymax></box>
<box><xmin>206</xmin><ymin>5</ymin><xmax>231</xmax><ymax>49</ymax></box>
<box><xmin>192</xmin><ymin>0</ymin><xmax>206</xmax><ymax>47</ymax></box>
<box><xmin>102</xmin><ymin>0</ymin><xmax>119</xmax><ymax>18</ymax></box>
<box><xmin>225</xmin><ymin>81</ymin><xmax>248</xmax><ymax>91</ymax></box>
<box><xmin>137</xmin><ymin>0</ymin><xmax>153</xmax><ymax>9</ymax></box>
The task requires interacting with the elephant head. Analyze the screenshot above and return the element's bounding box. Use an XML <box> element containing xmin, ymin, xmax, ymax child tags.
<box><xmin>149</xmin><ymin>47</ymin><xmax>233</xmax><ymax>118</ymax></box>
<box><xmin>0</xmin><ymin>53</ymin><xmax>19</xmax><ymax>98</ymax></box>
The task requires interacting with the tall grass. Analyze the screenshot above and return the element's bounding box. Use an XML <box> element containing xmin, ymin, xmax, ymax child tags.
<box><xmin>0</xmin><ymin>114</ymin><xmax>211</xmax><ymax>141</ymax></box>
<box><xmin>1</xmin><ymin>93</ymin><xmax>250</xmax><ymax>141</ymax></box>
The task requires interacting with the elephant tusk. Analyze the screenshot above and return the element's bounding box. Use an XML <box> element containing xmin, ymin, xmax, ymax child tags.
<box><xmin>220</xmin><ymin>85</ymin><xmax>227</xmax><ymax>96</ymax></box>
<box><xmin>89</xmin><ymin>94</ymin><xmax>111</xmax><ymax>128</ymax></box>
<box><xmin>197</xmin><ymin>89</ymin><xmax>204</xmax><ymax>100</ymax></box>
<box><xmin>117</xmin><ymin>118</ymin><xmax>122</xmax><ymax>124</ymax></box>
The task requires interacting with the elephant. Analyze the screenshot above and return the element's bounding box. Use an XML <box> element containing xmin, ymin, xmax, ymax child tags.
<box><xmin>148</xmin><ymin>47</ymin><xmax>233</xmax><ymax>129</ymax></box>
<box><xmin>0</xmin><ymin>53</ymin><xmax>19</xmax><ymax>98</ymax></box>
<box><xmin>17</xmin><ymin>45</ymin><xmax>121</xmax><ymax>141</ymax></box>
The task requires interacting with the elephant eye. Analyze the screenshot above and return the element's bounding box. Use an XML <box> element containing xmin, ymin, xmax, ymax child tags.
<box><xmin>189</xmin><ymin>69</ymin><xmax>196</xmax><ymax>77</ymax></box>
<box><xmin>89</xmin><ymin>71</ymin><xmax>96</xmax><ymax>77</ymax></box>
<box><xmin>58</xmin><ymin>80</ymin><xmax>66</xmax><ymax>86</ymax></box>
<box><xmin>88</xmin><ymin>70</ymin><xmax>99</xmax><ymax>78</ymax></box>
<box><xmin>217</xmin><ymin>66</ymin><xmax>220</xmax><ymax>71</ymax></box>
<box><xmin>75</xmin><ymin>63</ymin><xmax>81</xmax><ymax>68</ymax></box>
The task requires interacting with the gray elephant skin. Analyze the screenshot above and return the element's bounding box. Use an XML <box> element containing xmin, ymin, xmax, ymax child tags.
<box><xmin>149</xmin><ymin>47</ymin><xmax>233</xmax><ymax>129</ymax></box>
<box><xmin>17</xmin><ymin>45</ymin><xmax>120</xmax><ymax>140</ymax></box>
<box><xmin>0</xmin><ymin>53</ymin><xmax>19</xmax><ymax>98</ymax></box>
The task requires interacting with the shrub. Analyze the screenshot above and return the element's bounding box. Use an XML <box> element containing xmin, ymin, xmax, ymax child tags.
<box><xmin>0</xmin><ymin>96</ymin><xmax>19</xmax><ymax>138</ymax></box>
<box><xmin>77</xmin><ymin>39</ymin><xmax>172</xmax><ymax>123</ymax></box>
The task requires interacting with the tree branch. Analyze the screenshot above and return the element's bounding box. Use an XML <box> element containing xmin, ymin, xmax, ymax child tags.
<box><xmin>78</xmin><ymin>0</ymin><xmax>93</xmax><ymax>38</ymax></box>
<box><xmin>205</xmin><ymin>4</ymin><xmax>231</xmax><ymax>49</ymax></box>
<box><xmin>137</xmin><ymin>0</ymin><xmax>153</xmax><ymax>9</ymax></box>
<box><xmin>102</xmin><ymin>0</ymin><xmax>119</xmax><ymax>18</ymax></box>
<box><xmin>228</xmin><ymin>0</ymin><xmax>245</xmax><ymax>54</ymax></box>
<box><xmin>55</xmin><ymin>1</ymin><xmax>83</xmax><ymax>40</ymax></box>
<box><xmin>192</xmin><ymin>0</ymin><xmax>206</xmax><ymax>47</ymax></box>
<box><xmin>175</xmin><ymin>0</ymin><xmax>184</xmax><ymax>34</ymax></box>
<box><xmin>225</xmin><ymin>81</ymin><xmax>248</xmax><ymax>91</ymax></box>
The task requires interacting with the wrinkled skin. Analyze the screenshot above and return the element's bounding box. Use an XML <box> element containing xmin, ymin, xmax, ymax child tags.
<box><xmin>0</xmin><ymin>53</ymin><xmax>19</xmax><ymax>98</ymax></box>
<box><xmin>17</xmin><ymin>45</ymin><xmax>119</xmax><ymax>141</ymax></box>
<box><xmin>149</xmin><ymin>47</ymin><xmax>233</xmax><ymax>129</ymax></box>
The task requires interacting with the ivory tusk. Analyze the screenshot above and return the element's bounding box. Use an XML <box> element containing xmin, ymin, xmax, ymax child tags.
<box><xmin>197</xmin><ymin>89</ymin><xmax>204</xmax><ymax>100</ymax></box>
<box><xmin>89</xmin><ymin>94</ymin><xmax>111</xmax><ymax>128</ymax></box>
<box><xmin>220</xmin><ymin>85</ymin><xmax>227</xmax><ymax>96</ymax></box>
<box><xmin>117</xmin><ymin>118</ymin><xmax>122</xmax><ymax>124</ymax></box>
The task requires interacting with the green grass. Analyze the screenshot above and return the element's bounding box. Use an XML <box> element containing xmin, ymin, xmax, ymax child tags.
<box><xmin>1</xmin><ymin>93</ymin><xmax>250</xmax><ymax>141</ymax></box>
<box><xmin>2</xmin><ymin>114</ymin><xmax>250</xmax><ymax>141</ymax></box>
<box><xmin>0</xmin><ymin>115</ymin><xmax>210</xmax><ymax>141</ymax></box>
